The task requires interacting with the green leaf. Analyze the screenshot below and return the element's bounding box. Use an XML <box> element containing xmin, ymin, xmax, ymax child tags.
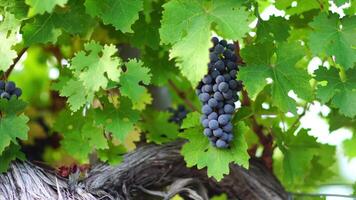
<box><xmin>353</xmin><ymin>182</ymin><xmax>356</xmax><ymax>196</ymax></box>
<box><xmin>343</xmin><ymin>134</ymin><xmax>356</xmax><ymax>158</ymax></box>
<box><xmin>97</xmin><ymin>142</ymin><xmax>126</xmax><ymax>165</ymax></box>
<box><xmin>314</xmin><ymin>67</ymin><xmax>356</xmax><ymax>117</ymax></box>
<box><xmin>181</xmin><ymin>112</ymin><xmax>249</xmax><ymax>181</ymax></box>
<box><xmin>72</xmin><ymin>42</ymin><xmax>122</xmax><ymax>92</ymax></box>
<box><xmin>0</xmin><ymin>144</ymin><xmax>25</xmax><ymax>173</ymax></box>
<box><xmin>119</xmin><ymin>59</ymin><xmax>151</xmax><ymax>109</ymax></box>
<box><xmin>0</xmin><ymin>13</ymin><xmax>21</xmax><ymax>71</ymax></box>
<box><xmin>22</xmin><ymin>14</ymin><xmax>62</xmax><ymax>45</ymax></box>
<box><xmin>141</xmin><ymin>110</ymin><xmax>180</xmax><ymax>144</ymax></box>
<box><xmin>94</xmin><ymin>98</ymin><xmax>140</xmax><ymax>142</ymax></box>
<box><xmin>60</xmin><ymin>79</ymin><xmax>92</xmax><ymax>112</ymax></box>
<box><xmin>0</xmin><ymin>0</ymin><xmax>30</xmax><ymax>20</ymax></box>
<box><xmin>309</xmin><ymin>13</ymin><xmax>356</xmax><ymax>69</ymax></box>
<box><xmin>25</xmin><ymin>0</ymin><xmax>68</xmax><ymax>15</ymax></box>
<box><xmin>84</xmin><ymin>0</ymin><xmax>143</xmax><ymax>33</ymax></box>
<box><xmin>160</xmin><ymin>0</ymin><xmax>251</xmax><ymax>86</ymax></box>
<box><xmin>0</xmin><ymin>114</ymin><xmax>29</xmax><ymax>154</ymax></box>
<box><xmin>238</xmin><ymin>42</ymin><xmax>312</xmax><ymax>113</ymax></box>
<box><xmin>256</xmin><ymin>16</ymin><xmax>290</xmax><ymax>43</ymax></box>
<box><xmin>275</xmin><ymin>0</ymin><xmax>328</xmax><ymax>15</ymax></box>
<box><xmin>0</xmin><ymin>98</ymin><xmax>27</xmax><ymax>115</ymax></box>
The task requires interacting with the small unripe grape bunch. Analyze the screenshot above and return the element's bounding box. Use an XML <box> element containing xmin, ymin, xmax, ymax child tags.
<box><xmin>196</xmin><ymin>37</ymin><xmax>243</xmax><ymax>149</ymax></box>
<box><xmin>0</xmin><ymin>80</ymin><xmax>22</xmax><ymax>100</ymax></box>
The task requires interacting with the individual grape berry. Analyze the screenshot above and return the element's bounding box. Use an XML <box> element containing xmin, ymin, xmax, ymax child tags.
<box><xmin>230</xmin><ymin>70</ymin><xmax>237</xmax><ymax>78</ymax></box>
<box><xmin>213</xmin><ymin>92</ymin><xmax>224</xmax><ymax>101</ymax></box>
<box><xmin>202</xmin><ymin>75</ymin><xmax>212</xmax><ymax>84</ymax></box>
<box><xmin>223</xmin><ymin>123</ymin><xmax>233</xmax><ymax>132</ymax></box>
<box><xmin>216</xmin><ymin>139</ymin><xmax>227</xmax><ymax>148</ymax></box>
<box><xmin>223</xmin><ymin>90</ymin><xmax>233</xmax><ymax>100</ymax></box>
<box><xmin>202</xmin><ymin>84</ymin><xmax>213</xmax><ymax>93</ymax></box>
<box><xmin>214</xmin><ymin>60</ymin><xmax>225</xmax><ymax>71</ymax></box>
<box><xmin>223</xmin><ymin>50</ymin><xmax>233</xmax><ymax>59</ymax></box>
<box><xmin>199</xmin><ymin>93</ymin><xmax>210</xmax><ymax>102</ymax></box>
<box><xmin>208</xmin><ymin>120</ymin><xmax>219</xmax><ymax>130</ymax></box>
<box><xmin>218</xmin><ymin>114</ymin><xmax>230</xmax><ymax>126</ymax></box>
<box><xmin>202</xmin><ymin>105</ymin><xmax>213</xmax><ymax>114</ymax></box>
<box><xmin>204</xmin><ymin>128</ymin><xmax>212</xmax><ymax>137</ymax></box>
<box><xmin>229</xmin><ymin>79</ymin><xmax>238</xmax><ymax>90</ymax></box>
<box><xmin>5</xmin><ymin>81</ymin><xmax>16</xmax><ymax>93</ymax></box>
<box><xmin>224</xmin><ymin>104</ymin><xmax>235</xmax><ymax>114</ymax></box>
<box><xmin>227</xmin><ymin>134</ymin><xmax>234</xmax><ymax>142</ymax></box>
<box><xmin>210</xmin><ymin>53</ymin><xmax>218</xmax><ymax>62</ymax></box>
<box><xmin>213</xmin><ymin>128</ymin><xmax>223</xmax><ymax>137</ymax></box>
<box><xmin>214</xmin><ymin>44</ymin><xmax>225</xmax><ymax>54</ymax></box>
<box><xmin>202</xmin><ymin>119</ymin><xmax>209</xmax><ymax>128</ymax></box>
<box><xmin>221</xmin><ymin>132</ymin><xmax>229</xmax><ymax>141</ymax></box>
<box><xmin>0</xmin><ymin>92</ymin><xmax>10</xmax><ymax>99</ymax></box>
<box><xmin>208</xmin><ymin>112</ymin><xmax>218</xmax><ymax>120</ymax></box>
<box><xmin>219</xmin><ymin>40</ymin><xmax>227</xmax><ymax>47</ymax></box>
<box><xmin>227</xmin><ymin>61</ymin><xmax>237</xmax><ymax>70</ymax></box>
<box><xmin>211</xmin><ymin>70</ymin><xmax>220</xmax><ymax>78</ymax></box>
<box><xmin>218</xmin><ymin>82</ymin><xmax>229</xmax><ymax>92</ymax></box>
<box><xmin>215</xmin><ymin>75</ymin><xmax>225</xmax><ymax>84</ymax></box>
<box><xmin>208</xmin><ymin>98</ymin><xmax>218</xmax><ymax>108</ymax></box>
<box><xmin>211</xmin><ymin>37</ymin><xmax>219</xmax><ymax>45</ymax></box>
<box><xmin>217</xmin><ymin>101</ymin><xmax>224</xmax><ymax>109</ymax></box>
<box><xmin>223</xmin><ymin>74</ymin><xmax>231</xmax><ymax>81</ymax></box>
<box><xmin>213</xmin><ymin>84</ymin><xmax>218</xmax><ymax>92</ymax></box>
<box><xmin>227</xmin><ymin>43</ymin><xmax>235</xmax><ymax>51</ymax></box>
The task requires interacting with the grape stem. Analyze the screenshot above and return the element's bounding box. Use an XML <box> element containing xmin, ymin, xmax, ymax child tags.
<box><xmin>2</xmin><ymin>47</ymin><xmax>28</xmax><ymax>80</ymax></box>
<box><xmin>168</xmin><ymin>79</ymin><xmax>198</xmax><ymax>112</ymax></box>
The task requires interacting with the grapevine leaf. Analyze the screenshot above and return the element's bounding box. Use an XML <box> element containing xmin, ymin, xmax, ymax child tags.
<box><xmin>94</xmin><ymin>99</ymin><xmax>140</xmax><ymax>142</ymax></box>
<box><xmin>119</xmin><ymin>59</ymin><xmax>151</xmax><ymax>109</ymax></box>
<box><xmin>0</xmin><ymin>0</ymin><xmax>30</xmax><ymax>20</ymax></box>
<box><xmin>0</xmin><ymin>114</ymin><xmax>29</xmax><ymax>154</ymax></box>
<box><xmin>60</xmin><ymin>79</ymin><xmax>92</xmax><ymax>112</ymax></box>
<box><xmin>97</xmin><ymin>142</ymin><xmax>126</xmax><ymax>165</ymax></box>
<box><xmin>314</xmin><ymin>67</ymin><xmax>356</xmax><ymax>117</ymax></box>
<box><xmin>181</xmin><ymin>112</ymin><xmax>201</xmax><ymax>129</ymax></box>
<box><xmin>238</xmin><ymin>42</ymin><xmax>312</xmax><ymax>113</ymax></box>
<box><xmin>84</xmin><ymin>0</ymin><xmax>143</xmax><ymax>33</ymax></box>
<box><xmin>0</xmin><ymin>98</ymin><xmax>27</xmax><ymax>115</ymax></box>
<box><xmin>60</xmin><ymin>130</ymin><xmax>92</xmax><ymax>162</ymax></box>
<box><xmin>22</xmin><ymin>14</ymin><xmax>62</xmax><ymax>45</ymax></box>
<box><xmin>309</xmin><ymin>13</ymin><xmax>356</xmax><ymax>69</ymax></box>
<box><xmin>160</xmin><ymin>0</ymin><xmax>251</xmax><ymax>86</ymax></box>
<box><xmin>72</xmin><ymin>42</ymin><xmax>122</xmax><ymax>92</ymax></box>
<box><xmin>181</xmin><ymin>112</ymin><xmax>249</xmax><ymax>181</ymax></box>
<box><xmin>353</xmin><ymin>182</ymin><xmax>356</xmax><ymax>196</ymax></box>
<box><xmin>343</xmin><ymin>135</ymin><xmax>356</xmax><ymax>158</ymax></box>
<box><xmin>0</xmin><ymin>13</ymin><xmax>21</xmax><ymax>71</ymax></box>
<box><xmin>141</xmin><ymin>110</ymin><xmax>180</xmax><ymax>144</ymax></box>
<box><xmin>0</xmin><ymin>144</ymin><xmax>25</xmax><ymax>173</ymax></box>
<box><xmin>275</xmin><ymin>0</ymin><xmax>328</xmax><ymax>15</ymax></box>
<box><xmin>256</xmin><ymin>16</ymin><xmax>290</xmax><ymax>43</ymax></box>
<box><xmin>25</xmin><ymin>0</ymin><xmax>68</xmax><ymax>14</ymax></box>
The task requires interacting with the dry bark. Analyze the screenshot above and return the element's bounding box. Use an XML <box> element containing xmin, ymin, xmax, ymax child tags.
<box><xmin>0</xmin><ymin>141</ymin><xmax>288</xmax><ymax>200</ymax></box>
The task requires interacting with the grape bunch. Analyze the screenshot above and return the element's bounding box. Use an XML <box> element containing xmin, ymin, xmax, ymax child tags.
<box><xmin>168</xmin><ymin>105</ymin><xmax>189</xmax><ymax>126</ymax></box>
<box><xmin>196</xmin><ymin>37</ymin><xmax>243</xmax><ymax>148</ymax></box>
<box><xmin>0</xmin><ymin>80</ymin><xmax>22</xmax><ymax>100</ymax></box>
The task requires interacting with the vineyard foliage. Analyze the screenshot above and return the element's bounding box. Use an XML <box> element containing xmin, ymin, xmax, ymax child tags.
<box><xmin>0</xmin><ymin>0</ymin><xmax>355</xmax><ymax>193</ymax></box>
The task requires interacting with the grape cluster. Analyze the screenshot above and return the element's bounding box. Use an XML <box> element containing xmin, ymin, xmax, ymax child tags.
<box><xmin>0</xmin><ymin>80</ymin><xmax>22</xmax><ymax>100</ymax></box>
<box><xmin>168</xmin><ymin>105</ymin><xmax>189</xmax><ymax>126</ymax></box>
<box><xmin>196</xmin><ymin>37</ymin><xmax>243</xmax><ymax>148</ymax></box>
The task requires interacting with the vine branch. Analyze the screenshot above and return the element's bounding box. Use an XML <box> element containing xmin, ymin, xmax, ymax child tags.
<box><xmin>1</xmin><ymin>47</ymin><xmax>28</xmax><ymax>80</ymax></box>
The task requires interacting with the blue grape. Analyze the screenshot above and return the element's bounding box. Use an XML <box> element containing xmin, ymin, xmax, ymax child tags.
<box><xmin>210</xmin><ymin>53</ymin><xmax>218</xmax><ymax>62</ymax></box>
<box><xmin>221</xmin><ymin>132</ymin><xmax>229</xmax><ymax>141</ymax></box>
<box><xmin>202</xmin><ymin>84</ymin><xmax>213</xmax><ymax>93</ymax></box>
<box><xmin>208</xmin><ymin>98</ymin><xmax>218</xmax><ymax>108</ymax></box>
<box><xmin>227</xmin><ymin>134</ymin><xmax>233</xmax><ymax>142</ymax></box>
<box><xmin>13</xmin><ymin>88</ymin><xmax>22</xmax><ymax>97</ymax></box>
<box><xmin>213</xmin><ymin>128</ymin><xmax>223</xmax><ymax>137</ymax></box>
<box><xmin>0</xmin><ymin>92</ymin><xmax>10</xmax><ymax>99</ymax></box>
<box><xmin>208</xmin><ymin>112</ymin><xmax>218</xmax><ymax>120</ymax></box>
<box><xmin>214</xmin><ymin>44</ymin><xmax>225</xmax><ymax>54</ymax></box>
<box><xmin>203</xmin><ymin>75</ymin><xmax>212</xmax><ymax>84</ymax></box>
<box><xmin>227</xmin><ymin>43</ymin><xmax>235</xmax><ymax>51</ymax></box>
<box><xmin>5</xmin><ymin>82</ymin><xmax>16</xmax><ymax>93</ymax></box>
<box><xmin>204</xmin><ymin>128</ymin><xmax>212</xmax><ymax>137</ymax></box>
<box><xmin>218</xmin><ymin>114</ymin><xmax>230</xmax><ymax>126</ymax></box>
<box><xmin>223</xmin><ymin>123</ymin><xmax>233</xmax><ymax>132</ymax></box>
<box><xmin>213</xmin><ymin>84</ymin><xmax>218</xmax><ymax>92</ymax></box>
<box><xmin>223</xmin><ymin>90</ymin><xmax>233</xmax><ymax>100</ymax></box>
<box><xmin>211</xmin><ymin>70</ymin><xmax>220</xmax><ymax>78</ymax></box>
<box><xmin>202</xmin><ymin>105</ymin><xmax>213</xmax><ymax>114</ymax></box>
<box><xmin>227</xmin><ymin>61</ymin><xmax>237</xmax><ymax>70</ymax></box>
<box><xmin>219</xmin><ymin>40</ymin><xmax>227</xmax><ymax>47</ymax></box>
<box><xmin>218</xmin><ymin>108</ymin><xmax>225</xmax><ymax>115</ymax></box>
<box><xmin>223</xmin><ymin>50</ymin><xmax>233</xmax><ymax>59</ymax></box>
<box><xmin>215</xmin><ymin>75</ymin><xmax>225</xmax><ymax>84</ymax></box>
<box><xmin>214</xmin><ymin>60</ymin><xmax>225</xmax><ymax>71</ymax></box>
<box><xmin>223</xmin><ymin>74</ymin><xmax>231</xmax><ymax>81</ymax></box>
<box><xmin>216</xmin><ymin>139</ymin><xmax>227</xmax><ymax>148</ymax></box>
<box><xmin>217</xmin><ymin>101</ymin><xmax>224</xmax><ymax>109</ymax></box>
<box><xmin>211</xmin><ymin>37</ymin><xmax>219</xmax><ymax>45</ymax></box>
<box><xmin>202</xmin><ymin>119</ymin><xmax>209</xmax><ymax>128</ymax></box>
<box><xmin>199</xmin><ymin>93</ymin><xmax>210</xmax><ymax>102</ymax></box>
<box><xmin>229</xmin><ymin>79</ymin><xmax>238</xmax><ymax>90</ymax></box>
<box><xmin>224</xmin><ymin>104</ymin><xmax>234</xmax><ymax>114</ymax></box>
<box><xmin>208</xmin><ymin>120</ymin><xmax>219</xmax><ymax>130</ymax></box>
<box><xmin>213</xmin><ymin>92</ymin><xmax>224</xmax><ymax>101</ymax></box>
<box><xmin>218</xmin><ymin>82</ymin><xmax>229</xmax><ymax>92</ymax></box>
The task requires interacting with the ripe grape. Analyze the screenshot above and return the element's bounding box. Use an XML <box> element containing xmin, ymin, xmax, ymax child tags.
<box><xmin>196</xmin><ymin>37</ymin><xmax>243</xmax><ymax>148</ymax></box>
<box><xmin>0</xmin><ymin>81</ymin><xmax>22</xmax><ymax>100</ymax></box>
